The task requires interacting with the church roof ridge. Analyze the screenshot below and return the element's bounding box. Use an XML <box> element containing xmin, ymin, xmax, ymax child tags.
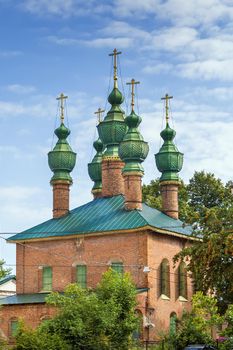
<box><xmin>8</xmin><ymin>196</ymin><xmax>192</xmax><ymax>242</ymax></box>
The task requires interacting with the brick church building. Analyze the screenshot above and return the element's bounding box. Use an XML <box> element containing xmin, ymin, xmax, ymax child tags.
<box><xmin>0</xmin><ymin>50</ymin><xmax>195</xmax><ymax>343</ymax></box>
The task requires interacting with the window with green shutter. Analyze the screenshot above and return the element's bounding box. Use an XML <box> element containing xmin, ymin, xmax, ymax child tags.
<box><xmin>42</xmin><ymin>266</ymin><xmax>52</xmax><ymax>291</ymax></box>
<box><xmin>169</xmin><ymin>313</ymin><xmax>177</xmax><ymax>336</ymax></box>
<box><xmin>76</xmin><ymin>265</ymin><xmax>87</xmax><ymax>288</ymax></box>
<box><xmin>10</xmin><ymin>320</ymin><xmax>18</xmax><ymax>337</ymax></box>
<box><xmin>111</xmin><ymin>262</ymin><xmax>123</xmax><ymax>274</ymax></box>
<box><xmin>179</xmin><ymin>262</ymin><xmax>187</xmax><ymax>299</ymax></box>
<box><xmin>160</xmin><ymin>259</ymin><xmax>170</xmax><ymax>298</ymax></box>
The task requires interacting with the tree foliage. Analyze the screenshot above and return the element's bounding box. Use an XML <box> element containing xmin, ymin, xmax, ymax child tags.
<box><xmin>169</xmin><ymin>292</ymin><xmax>222</xmax><ymax>350</ymax></box>
<box><xmin>14</xmin><ymin>270</ymin><xmax>138</xmax><ymax>350</ymax></box>
<box><xmin>143</xmin><ymin>171</ymin><xmax>233</xmax><ymax>312</ymax></box>
<box><xmin>0</xmin><ymin>259</ymin><xmax>11</xmax><ymax>279</ymax></box>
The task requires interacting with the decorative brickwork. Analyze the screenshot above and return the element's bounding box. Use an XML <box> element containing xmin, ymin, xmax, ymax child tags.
<box><xmin>123</xmin><ymin>172</ymin><xmax>142</xmax><ymax>210</ymax></box>
<box><xmin>52</xmin><ymin>180</ymin><xmax>70</xmax><ymax>218</ymax></box>
<box><xmin>102</xmin><ymin>159</ymin><xmax>125</xmax><ymax>197</ymax></box>
<box><xmin>160</xmin><ymin>181</ymin><xmax>179</xmax><ymax>219</ymax></box>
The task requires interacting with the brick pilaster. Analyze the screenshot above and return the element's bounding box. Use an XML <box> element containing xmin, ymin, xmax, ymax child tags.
<box><xmin>102</xmin><ymin>158</ymin><xmax>125</xmax><ymax>197</ymax></box>
<box><xmin>160</xmin><ymin>181</ymin><xmax>179</xmax><ymax>219</ymax></box>
<box><xmin>123</xmin><ymin>172</ymin><xmax>142</xmax><ymax>210</ymax></box>
<box><xmin>52</xmin><ymin>180</ymin><xmax>70</xmax><ymax>218</ymax></box>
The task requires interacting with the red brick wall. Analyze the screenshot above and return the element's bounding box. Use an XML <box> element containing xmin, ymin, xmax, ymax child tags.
<box><xmin>52</xmin><ymin>180</ymin><xmax>70</xmax><ymax>218</ymax></box>
<box><xmin>160</xmin><ymin>182</ymin><xmax>179</xmax><ymax>219</ymax></box>
<box><xmin>16</xmin><ymin>232</ymin><xmax>148</xmax><ymax>294</ymax></box>
<box><xmin>12</xmin><ymin>230</ymin><xmax>193</xmax><ymax>341</ymax></box>
<box><xmin>0</xmin><ymin>303</ymin><xmax>56</xmax><ymax>340</ymax></box>
<box><xmin>147</xmin><ymin>232</ymin><xmax>193</xmax><ymax>339</ymax></box>
<box><xmin>123</xmin><ymin>173</ymin><xmax>143</xmax><ymax>210</ymax></box>
<box><xmin>102</xmin><ymin>159</ymin><xmax>125</xmax><ymax>197</ymax></box>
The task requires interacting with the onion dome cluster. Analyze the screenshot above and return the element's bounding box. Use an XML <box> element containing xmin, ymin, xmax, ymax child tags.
<box><xmin>48</xmin><ymin>122</ymin><xmax>76</xmax><ymax>183</ymax></box>
<box><xmin>155</xmin><ymin>122</ymin><xmax>183</xmax><ymax>182</ymax></box>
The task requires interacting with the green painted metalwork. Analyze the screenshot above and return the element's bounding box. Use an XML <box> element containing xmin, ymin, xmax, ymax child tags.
<box><xmin>119</xmin><ymin>110</ymin><xmax>149</xmax><ymax>173</ymax></box>
<box><xmin>97</xmin><ymin>87</ymin><xmax>127</xmax><ymax>158</ymax></box>
<box><xmin>155</xmin><ymin>122</ymin><xmax>183</xmax><ymax>182</ymax></box>
<box><xmin>0</xmin><ymin>275</ymin><xmax>16</xmax><ymax>285</ymax></box>
<box><xmin>0</xmin><ymin>293</ymin><xmax>50</xmax><ymax>305</ymax></box>
<box><xmin>8</xmin><ymin>195</ymin><xmax>192</xmax><ymax>242</ymax></box>
<box><xmin>42</xmin><ymin>266</ymin><xmax>52</xmax><ymax>291</ymax></box>
<box><xmin>0</xmin><ymin>289</ymin><xmax>147</xmax><ymax>306</ymax></box>
<box><xmin>111</xmin><ymin>262</ymin><xmax>124</xmax><ymax>274</ymax></box>
<box><xmin>88</xmin><ymin>138</ymin><xmax>104</xmax><ymax>192</ymax></box>
<box><xmin>48</xmin><ymin>122</ymin><xmax>76</xmax><ymax>183</ymax></box>
<box><xmin>76</xmin><ymin>265</ymin><xmax>87</xmax><ymax>288</ymax></box>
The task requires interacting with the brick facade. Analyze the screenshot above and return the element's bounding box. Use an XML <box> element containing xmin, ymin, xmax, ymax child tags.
<box><xmin>52</xmin><ymin>180</ymin><xmax>70</xmax><ymax>218</ymax></box>
<box><xmin>160</xmin><ymin>181</ymin><xmax>179</xmax><ymax>219</ymax></box>
<box><xmin>123</xmin><ymin>173</ymin><xmax>143</xmax><ymax>210</ymax></box>
<box><xmin>0</xmin><ymin>230</ymin><xmax>193</xmax><ymax>341</ymax></box>
<box><xmin>102</xmin><ymin>159</ymin><xmax>125</xmax><ymax>197</ymax></box>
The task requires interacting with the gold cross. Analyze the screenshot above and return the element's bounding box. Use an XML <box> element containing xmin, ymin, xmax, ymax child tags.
<box><xmin>94</xmin><ymin>107</ymin><xmax>105</xmax><ymax>124</ymax></box>
<box><xmin>161</xmin><ymin>94</ymin><xmax>173</xmax><ymax>124</ymax></box>
<box><xmin>109</xmin><ymin>48</ymin><xmax>122</xmax><ymax>88</ymax></box>
<box><xmin>56</xmin><ymin>93</ymin><xmax>68</xmax><ymax>123</ymax></box>
<box><xmin>126</xmin><ymin>78</ymin><xmax>140</xmax><ymax>111</ymax></box>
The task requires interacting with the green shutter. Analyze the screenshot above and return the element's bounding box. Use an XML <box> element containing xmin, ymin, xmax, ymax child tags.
<box><xmin>10</xmin><ymin>320</ymin><xmax>18</xmax><ymax>337</ymax></box>
<box><xmin>169</xmin><ymin>313</ymin><xmax>177</xmax><ymax>336</ymax></box>
<box><xmin>111</xmin><ymin>262</ymin><xmax>123</xmax><ymax>274</ymax></box>
<box><xmin>76</xmin><ymin>265</ymin><xmax>87</xmax><ymax>288</ymax></box>
<box><xmin>161</xmin><ymin>259</ymin><xmax>170</xmax><ymax>297</ymax></box>
<box><xmin>42</xmin><ymin>266</ymin><xmax>52</xmax><ymax>291</ymax></box>
<box><xmin>179</xmin><ymin>262</ymin><xmax>187</xmax><ymax>299</ymax></box>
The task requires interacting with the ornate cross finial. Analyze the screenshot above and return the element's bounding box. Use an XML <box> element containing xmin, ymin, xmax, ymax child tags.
<box><xmin>109</xmin><ymin>48</ymin><xmax>122</xmax><ymax>88</ymax></box>
<box><xmin>94</xmin><ymin>107</ymin><xmax>105</xmax><ymax>124</ymax></box>
<box><xmin>126</xmin><ymin>78</ymin><xmax>140</xmax><ymax>111</ymax></box>
<box><xmin>161</xmin><ymin>93</ymin><xmax>173</xmax><ymax>124</ymax></box>
<box><xmin>56</xmin><ymin>93</ymin><xmax>68</xmax><ymax>123</ymax></box>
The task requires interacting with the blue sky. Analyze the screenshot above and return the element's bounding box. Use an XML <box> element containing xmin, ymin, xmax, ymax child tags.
<box><xmin>1</xmin><ymin>0</ymin><xmax>233</xmax><ymax>271</ymax></box>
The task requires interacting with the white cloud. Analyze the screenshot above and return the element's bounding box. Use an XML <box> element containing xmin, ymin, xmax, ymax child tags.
<box><xmin>48</xmin><ymin>35</ymin><xmax>133</xmax><ymax>49</ymax></box>
<box><xmin>6</xmin><ymin>84</ymin><xmax>36</xmax><ymax>94</ymax></box>
<box><xmin>178</xmin><ymin>59</ymin><xmax>233</xmax><ymax>81</ymax></box>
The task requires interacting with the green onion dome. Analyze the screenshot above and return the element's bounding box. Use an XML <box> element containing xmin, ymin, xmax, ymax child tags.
<box><xmin>97</xmin><ymin>87</ymin><xmax>127</xmax><ymax>159</ymax></box>
<box><xmin>88</xmin><ymin>138</ymin><xmax>104</xmax><ymax>192</ymax></box>
<box><xmin>155</xmin><ymin>122</ymin><xmax>183</xmax><ymax>182</ymax></box>
<box><xmin>48</xmin><ymin>122</ymin><xmax>76</xmax><ymax>183</ymax></box>
<box><xmin>119</xmin><ymin>110</ymin><xmax>149</xmax><ymax>173</ymax></box>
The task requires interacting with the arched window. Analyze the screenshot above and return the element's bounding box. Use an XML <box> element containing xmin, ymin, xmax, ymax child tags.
<box><xmin>169</xmin><ymin>312</ymin><xmax>177</xmax><ymax>336</ymax></box>
<box><xmin>160</xmin><ymin>259</ymin><xmax>170</xmax><ymax>298</ymax></box>
<box><xmin>76</xmin><ymin>265</ymin><xmax>87</xmax><ymax>288</ymax></box>
<box><xmin>178</xmin><ymin>262</ymin><xmax>187</xmax><ymax>299</ymax></box>
<box><xmin>111</xmin><ymin>262</ymin><xmax>123</xmax><ymax>275</ymax></box>
<box><xmin>42</xmin><ymin>266</ymin><xmax>52</xmax><ymax>291</ymax></box>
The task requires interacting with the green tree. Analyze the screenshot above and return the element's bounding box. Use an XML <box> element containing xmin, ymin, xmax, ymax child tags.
<box><xmin>14</xmin><ymin>321</ymin><xmax>70</xmax><ymax>350</ymax></box>
<box><xmin>0</xmin><ymin>259</ymin><xmax>11</xmax><ymax>279</ymax></box>
<box><xmin>143</xmin><ymin>171</ymin><xmax>233</xmax><ymax>312</ymax></box>
<box><xmin>14</xmin><ymin>270</ymin><xmax>138</xmax><ymax>350</ymax></box>
<box><xmin>170</xmin><ymin>292</ymin><xmax>222</xmax><ymax>350</ymax></box>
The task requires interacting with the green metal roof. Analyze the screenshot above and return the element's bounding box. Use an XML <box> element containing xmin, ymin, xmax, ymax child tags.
<box><xmin>0</xmin><ymin>275</ymin><xmax>16</xmax><ymax>286</ymax></box>
<box><xmin>8</xmin><ymin>195</ymin><xmax>192</xmax><ymax>242</ymax></box>
<box><xmin>0</xmin><ymin>293</ymin><xmax>49</xmax><ymax>305</ymax></box>
<box><xmin>0</xmin><ymin>288</ymin><xmax>148</xmax><ymax>306</ymax></box>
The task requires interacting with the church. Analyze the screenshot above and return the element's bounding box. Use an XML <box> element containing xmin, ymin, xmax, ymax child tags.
<box><xmin>0</xmin><ymin>49</ymin><xmax>195</xmax><ymax>343</ymax></box>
